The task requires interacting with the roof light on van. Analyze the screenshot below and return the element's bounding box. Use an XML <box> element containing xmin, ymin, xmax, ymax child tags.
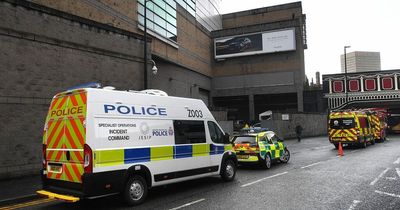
<box><xmin>66</xmin><ymin>82</ymin><xmax>101</xmax><ymax>91</ymax></box>
<box><xmin>103</xmin><ymin>86</ymin><xmax>115</xmax><ymax>90</ymax></box>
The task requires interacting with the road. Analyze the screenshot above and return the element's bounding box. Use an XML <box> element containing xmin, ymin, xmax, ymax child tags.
<box><xmin>2</xmin><ymin>136</ymin><xmax>400</xmax><ymax>210</ymax></box>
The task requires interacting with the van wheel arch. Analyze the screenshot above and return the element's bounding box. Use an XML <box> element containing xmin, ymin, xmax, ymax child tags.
<box><xmin>125</xmin><ymin>165</ymin><xmax>152</xmax><ymax>188</ymax></box>
<box><xmin>220</xmin><ymin>152</ymin><xmax>238</xmax><ymax>170</ymax></box>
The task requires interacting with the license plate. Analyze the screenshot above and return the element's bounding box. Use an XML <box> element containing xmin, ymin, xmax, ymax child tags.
<box><xmin>48</xmin><ymin>165</ymin><xmax>62</xmax><ymax>173</ymax></box>
<box><xmin>237</xmin><ymin>155</ymin><xmax>249</xmax><ymax>159</ymax></box>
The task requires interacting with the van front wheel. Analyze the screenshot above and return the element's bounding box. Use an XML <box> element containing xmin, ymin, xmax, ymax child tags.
<box><xmin>123</xmin><ymin>175</ymin><xmax>148</xmax><ymax>206</ymax></box>
<box><xmin>221</xmin><ymin>159</ymin><xmax>236</xmax><ymax>182</ymax></box>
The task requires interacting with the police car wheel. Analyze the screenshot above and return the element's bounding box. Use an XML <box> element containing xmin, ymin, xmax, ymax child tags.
<box><xmin>279</xmin><ymin>149</ymin><xmax>290</xmax><ymax>163</ymax></box>
<box><xmin>263</xmin><ymin>154</ymin><xmax>271</xmax><ymax>169</ymax></box>
<box><xmin>221</xmin><ymin>159</ymin><xmax>236</xmax><ymax>181</ymax></box>
<box><xmin>123</xmin><ymin>175</ymin><xmax>148</xmax><ymax>206</ymax></box>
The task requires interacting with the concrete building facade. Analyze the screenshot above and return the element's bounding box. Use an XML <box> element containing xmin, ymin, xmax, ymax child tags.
<box><xmin>341</xmin><ymin>51</ymin><xmax>381</xmax><ymax>73</ymax></box>
<box><xmin>0</xmin><ymin>0</ymin><xmax>306</xmax><ymax>178</ymax></box>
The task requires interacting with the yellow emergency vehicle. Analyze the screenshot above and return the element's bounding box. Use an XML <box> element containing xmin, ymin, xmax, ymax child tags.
<box><xmin>328</xmin><ymin>110</ymin><xmax>374</xmax><ymax>148</ymax></box>
<box><xmin>232</xmin><ymin>130</ymin><xmax>290</xmax><ymax>169</ymax></box>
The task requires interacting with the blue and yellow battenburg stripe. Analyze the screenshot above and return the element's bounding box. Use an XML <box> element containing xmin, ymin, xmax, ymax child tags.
<box><xmin>94</xmin><ymin>144</ymin><xmax>233</xmax><ymax>167</ymax></box>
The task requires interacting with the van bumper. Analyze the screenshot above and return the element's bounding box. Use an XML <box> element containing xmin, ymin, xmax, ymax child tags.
<box><xmin>40</xmin><ymin>169</ymin><xmax>126</xmax><ymax>199</ymax></box>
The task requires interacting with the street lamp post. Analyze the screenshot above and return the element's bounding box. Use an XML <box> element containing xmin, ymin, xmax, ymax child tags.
<box><xmin>143</xmin><ymin>0</ymin><xmax>149</xmax><ymax>90</ymax></box>
<box><xmin>344</xmin><ymin>45</ymin><xmax>351</xmax><ymax>108</ymax></box>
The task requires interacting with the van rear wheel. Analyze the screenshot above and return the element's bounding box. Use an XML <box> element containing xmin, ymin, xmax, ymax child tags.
<box><xmin>123</xmin><ymin>175</ymin><xmax>148</xmax><ymax>206</ymax></box>
<box><xmin>221</xmin><ymin>159</ymin><xmax>236</xmax><ymax>181</ymax></box>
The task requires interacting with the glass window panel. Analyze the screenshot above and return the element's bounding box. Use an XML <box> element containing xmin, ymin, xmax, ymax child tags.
<box><xmin>154</xmin><ymin>24</ymin><xmax>167</xmax><ymax>37</ymax></box>
<box><xmin>187</xmin><ymin>0</ymin><xmax>195</xmax><ymax>9</ymax></box>
<box><xmin>138</xmin><ymin>0</ymin><xmax>144</xmax><ymax>4</ymax></box>
<box><xmin>146</xmin><ymin>19</ymin><xmax>154</xmax><ymax>30</ymax></box>
<box><xmin>138</xmin><ymin>14</ymin><xmax>144</xmax><ymax>25</ymax></box>
<box><xmin>154</xmin><ymin>5</ymin><xmax>166</xmax><ymax>19</ymax></box>
<box><xmin>146</xmin><ymin>1</ymin><xmax>154</xmax><ymax>10</ymax></box>
<box><xmin>153</xmin><ymin>0</ymin><xmax>165</xmax><ymax>9</ymax></box>
<box><xmin>176</xmin><ymin>0</ymin><xmax>186</xmax><ymax>9</ymax></box>
<box><xmin>165</xmin><ymin>4</ymin><xmax>176</xmax><ymax>17</ymax></box>
<box><xmin>166</xmin><ymin>14</ymin><xmax>176</xmax><ymax>25</ymax></box>
<box><xmin>165</xmin><ymin>0</ymin><xmax>176</xmax><ymax>8</ymax></box>
<box><xmin>147</xmin><ymin>10</ymin><xmax>154</xmax><ymax>21</ymax></box>
<box><xmin>154</xmin><ymin>14</ymin><xmax>166</xmax><ymax>28</ymax></box>
<box><xmin>138</xmin><ymin>4</ymin><xmax>144</xmax><ymax>15</ymax></box>
<box><xmin>166</xmin><ymin>22</ymin><xmax>177</xmax><ymax>35</ymax></box>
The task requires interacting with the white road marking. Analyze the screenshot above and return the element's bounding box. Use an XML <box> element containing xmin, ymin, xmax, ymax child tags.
<box><xmin>385</xmin><ymin>177</ymin><xmax>397</xmax><ymax>180</ymax></box>
<box><xmin>394</xmin><ymin>157</ymin><xmax>400</xmax><ymax>164</ymax></box>
<box><xmin>348</xmin><ymin>200</ymin><xmax>361</xmax><ymax>210</ymax></box>
<box><xmin>169</xmin><ymin>198</ymin><xmax>205</xmax><ymax>210</ymax></box>
<box><xmin>370</xmin><ymin>168</ymin><xmax>390</xmax><ymax>186</ymax></box>
<box><xmin>396</xmin><ymin>168</ymin><xmax>400</xmax><ymax>178</ymax></box>
<box><xmin>301</xmin><ymin>161</ymin><xmax>322</xmax><ymax>169</ymax></box>
<box><xmin>375</xmin><ymin>190</ymin><xmax>400</xmax><ymax>198</ymax></box>
<box><xmin>241</xmin><ymin>172</ymin><xmax>288</xmax><ymax>187</ymax></box>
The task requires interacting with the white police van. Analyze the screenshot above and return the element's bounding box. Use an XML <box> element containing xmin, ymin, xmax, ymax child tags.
<box><xmin>37</xmin><ymin>86</ymin><xmax>237</xmax><ymax>205</ymax></box>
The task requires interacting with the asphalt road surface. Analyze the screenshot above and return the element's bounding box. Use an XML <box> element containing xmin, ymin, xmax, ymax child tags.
<box><xmin>4</xmin><ymin>136</ymin><xmax>400</xmax><ymax>210</ymax></box>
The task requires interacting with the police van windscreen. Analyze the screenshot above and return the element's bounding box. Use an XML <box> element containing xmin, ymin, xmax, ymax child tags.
<box><xmin>330</xmin><ymin>118</ymin><xmax>355</xmax><ymax>129</ymax></box>
<box><xmin>233</xmin><ymin>136</ymin><xmax>256</xmax><ymax>144</ymax></box>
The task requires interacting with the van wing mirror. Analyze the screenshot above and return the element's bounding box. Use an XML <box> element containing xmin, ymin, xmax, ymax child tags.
<box><xmin>223</xmin><ymin>133</ymin><xmax>230</xmax><ymax>144</ymax></box>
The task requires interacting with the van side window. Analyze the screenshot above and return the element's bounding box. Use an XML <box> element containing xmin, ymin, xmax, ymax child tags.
<box><xmin>207</xmin><ymin>121</ymin><xmax>224</xmax><ymax>143</ymax></box>
<box><xmin>174</xmin><ymin>120</ymin><xmax>206</xmax><ymax>144</ymax></box>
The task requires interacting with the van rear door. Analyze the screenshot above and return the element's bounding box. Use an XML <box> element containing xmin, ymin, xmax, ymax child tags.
<box><xmin>43</xmin><ymin>89</ymin><xmax>87</xmax><ymax>184</ymax></box>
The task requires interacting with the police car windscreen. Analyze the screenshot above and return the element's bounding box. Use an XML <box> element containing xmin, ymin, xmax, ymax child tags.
<box><xmin>233</xmin><ymin>136</ymin><xmax>256</xmax><ymax>144</ymax></box>
<box><xmin>330</xmin><ymin>118</ymin><xmax>355</xmax><ymax>129</ymax></box>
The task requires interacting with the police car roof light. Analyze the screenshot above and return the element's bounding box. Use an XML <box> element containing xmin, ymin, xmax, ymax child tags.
<box><xmin>66</xmin><ymin>82</ymin><xmax>101</xmax><ymax>91</ymax></box>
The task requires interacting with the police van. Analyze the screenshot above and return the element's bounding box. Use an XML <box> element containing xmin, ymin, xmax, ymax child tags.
<box><xmin>37</xmin><ymin>86</ymin><xmax>237</xmax><ymax>205</ymax></box>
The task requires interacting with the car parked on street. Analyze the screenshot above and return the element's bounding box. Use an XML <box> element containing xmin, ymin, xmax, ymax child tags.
<box><xmin>232</xmin><ymin>130</ymin><xmax>290</xmax><ymax>169</ymax></box>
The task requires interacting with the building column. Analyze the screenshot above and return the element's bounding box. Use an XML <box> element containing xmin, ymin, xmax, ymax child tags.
<box><xmin>249</xmin><ymin>94</ymin><xmax>255</xmax><ymax>122</ymax></box>
<box><xmin>377</xmin><ymin>75</ymin><xmax>381</xmax><ymax>91</ymax></box>
<box><xmin>395</xmin><ymin>74</ymin><xmax>398</xmax><ymax>90</ymax></box>
<box><xmin>329</xmin><ymin>78</ymin><xmax>332</xmax><ymax>94</ymax></box>
<box><xmin>360</xmin><ymin>76</ymin><xmax>364</xmax><ymax>92</ymax></box>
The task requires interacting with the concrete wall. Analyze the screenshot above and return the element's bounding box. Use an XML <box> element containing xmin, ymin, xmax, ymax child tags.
<box><xmin>0</xmin><ymin>1</ymin><xmax>146</xmax><ymax>179</ymax></box>
<box><xmin>217</xmin><ymin>121</ymin><xmax>234</xmax><ymax>136</ymax></box>
<box><xmin>261</xmin><ymin>113</ymin><xmax>327</xmax><ymax>140</ymax></box>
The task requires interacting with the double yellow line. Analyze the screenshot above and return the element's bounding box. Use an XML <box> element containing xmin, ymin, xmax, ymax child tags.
<box><xmin>0</xmin><ymin>198</ymin><xmax>54</xmax><ymax>210</ymax></box>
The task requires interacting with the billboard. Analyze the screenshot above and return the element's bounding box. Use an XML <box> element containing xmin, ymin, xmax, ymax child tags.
<box><xmin>214</xmin><ymin>28</ymin><xmax>296</xmax><ymax>59</ymax></box>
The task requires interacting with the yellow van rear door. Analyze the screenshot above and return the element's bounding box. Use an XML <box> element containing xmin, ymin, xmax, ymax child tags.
<box><xmin>43</xmin><ymin>90</ymin><xmax>87</xmax><ymax>183</ymax></box>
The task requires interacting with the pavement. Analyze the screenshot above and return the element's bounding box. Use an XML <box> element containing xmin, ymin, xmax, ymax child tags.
<box><xmin>0</xmin><ymin>174</ymin><xmax>41</xmax><ymax>206</ymax></box>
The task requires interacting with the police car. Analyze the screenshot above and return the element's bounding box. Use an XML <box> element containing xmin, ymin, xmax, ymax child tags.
<box><xmin>232</xmin><ymin>130</ymin><xmax>290</xmax><ymax>169</ymax></box>
<box><xmin>37</xmin><ymin>86</ymin><xmax>237</xmax><ymax>205</ymax></box>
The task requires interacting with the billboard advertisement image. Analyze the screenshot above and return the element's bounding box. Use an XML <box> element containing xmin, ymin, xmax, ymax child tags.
<box><xmin>214</xmin><ymin>28</ymin><xmax>296</xmax><ymax>59</ymax></box>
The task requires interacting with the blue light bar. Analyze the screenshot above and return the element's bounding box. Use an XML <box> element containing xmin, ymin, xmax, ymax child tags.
<box><xmin>66</xmin><ymin>82</ymin><xmax>101</xmax><ymax>91</ymax></box>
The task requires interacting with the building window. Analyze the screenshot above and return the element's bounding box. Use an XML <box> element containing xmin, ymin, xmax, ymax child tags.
<box><xmin>349</xmin><ymin>80</ymin><xmax>359</xmax><ymax>92</ymax></box>
<box><xmin>365</xmin><ymin>79</ymin><xmax>376</xmax><ymax>91</ymax></box>
<box><xmin>333</xmin><ymin>81</ymin><xmax>343</xmax><ymax>93</ymax></box>
<box><xmin>138</xmin><ymin>0</ymin><xmax>178</xmax><ymax>42</ymax></box>
<box><xmin>173</xmin><ymin>120</ymin><xmax>205</xmax><ymax>144</ymax></box>
<box><xmin>137</xmin><ymin>0</ymin><xmax>196</xmax><ymax>42</ymax></box>
<box><xmin>382</xmin><ymin>77</ymin><xmax>393</xmax><ymax>90</ymax></box>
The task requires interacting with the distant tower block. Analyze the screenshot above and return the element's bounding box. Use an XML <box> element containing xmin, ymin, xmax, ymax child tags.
<box><xmin>316</xmin><ymin>71</ymin><xmax>320</xmax><ymax>85</ymax></box>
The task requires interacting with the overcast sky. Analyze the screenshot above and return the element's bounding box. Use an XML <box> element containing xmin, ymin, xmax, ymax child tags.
<box><xmin>220</xmin><ymin>0</ymin><xmax>400</xmax><ymax>83</ymax></box>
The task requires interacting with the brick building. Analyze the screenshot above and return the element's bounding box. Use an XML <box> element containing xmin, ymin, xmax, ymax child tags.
<box><xmin>0</xmin><ymin>0</ymin><xmax>306</xmax><ymax>178</ymax></box>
